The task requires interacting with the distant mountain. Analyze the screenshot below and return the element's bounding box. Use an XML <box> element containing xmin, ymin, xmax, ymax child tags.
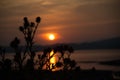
<box><xmin>71</xmin><ymin>37</ymin><xmax>120</xmax><ymax>50</ymax></box>
<box><xmin>4</xmin><ymin>45</ymin><xmax>44</xmax><ymax>53</ymax></box>
<box><xmin>3</xmin><ymin>37</ymin><xmax>120</xmax><ymax>53</ymax></box>
<box><xmin>39</xmin><ymin>37</ymin><xmax>120</xmax><ymax>50</ymax></box>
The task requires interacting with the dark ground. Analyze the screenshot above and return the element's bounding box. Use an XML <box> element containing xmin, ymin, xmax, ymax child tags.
<box><xmin>0</xmin><ymin>69</ymin><xmax>116</xmax><ymax>80</ymax></box>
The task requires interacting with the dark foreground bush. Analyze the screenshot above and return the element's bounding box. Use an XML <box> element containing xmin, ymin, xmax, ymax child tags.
<box><xmin>0</xmin><ymin>69</ymin><xmax>113</xmax><ymax>80</ymax></box>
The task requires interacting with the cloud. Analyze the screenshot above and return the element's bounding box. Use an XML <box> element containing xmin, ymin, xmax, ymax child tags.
<box><xmin>0</xmin><ymin>0</ymin><xmax>120</xmax><ymax>45</ymax></box>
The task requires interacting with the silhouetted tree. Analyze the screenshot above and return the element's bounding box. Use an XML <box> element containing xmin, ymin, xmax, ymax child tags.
<box><xmin>10</xmin><ymin>17</ymin><xmax>41</xmax><ymax>70</ymax></box>
<box><xmin>55</xmin><ymin>62</ymin><xmax>63</xmax><ymax>67</ymax></box>
<box><xmin>25</xmin><ymin>59</ymin><xmax>34</xmax><ymax>70</ymax></box>
<box><xmin>0</xmin><ymin>47</ymin><xmax>12</xmax><ymax>71</ymax></box>
<box><xmin>0</xmin><ymin>47</ymin><xmax>6</xmax><ymax>69</ymax></box>
<box><xmin>37</xmin><ymin>47</ymin><xmax>54</xmax><ymax>70</ymax></box>
<box><xmin>37</xmin><ymin>44</ymin><xmax>76</xmax><ymax>71</ymax></box>
<box><xmin>10</xmin><ymin>37</ymin><xmax>26</xmax><ymax>70</ymax></box>
<box><xmin>9</xmin><ymin>16</ymin><xmax>76</xmax><ymax>71</ymax></box>
<box><xmin>3</xmin><ymin>59</ymin><xmax>12</xmax><ymax>71</ymax></box>
<box><xmin>19</xmin><ymin>17</ymin><xmax>41</xmax><ymax>70</ymax></box>
<box><xmin>53</xmin><ymin>44</ymin><xmax>76</xmax><ymax>70</ymax></box>
<box><xmin>0</xmin><ymin>47</ymin><xmax>5</xmax><ymax>62</ymax></box>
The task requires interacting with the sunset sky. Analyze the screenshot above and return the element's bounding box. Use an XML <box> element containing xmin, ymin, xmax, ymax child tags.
<box><xmin>0</xmin><ymin>0</ymin><xmax>120</xmax><ymax>46</ymax></box>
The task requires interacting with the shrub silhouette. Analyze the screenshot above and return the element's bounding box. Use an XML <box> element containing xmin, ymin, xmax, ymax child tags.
<box><xmin>0</xmin><ymin>47</ymin><xmax>5</xmax><ymax>69</ymax></box>
<box><xmin>9</xmin><ymin>17</ymin><xmax>76</xmax><ymax>71</ymax></box>
<box><xmin>37</xmin><ymin>44</ymin><xmax>76</xmax><ymax>71</ymax></box>
<box><xmin>0</xmin><ymin>47</ymin><xmax>12</xmax><ymax>71</ymax></box>
<box><xmin>10</xmin><ymin>37</ymin><xmax>25</xmax><ymax>70</ymax></box>
<box><xmin>19</xmin><ymin>17</ymin><xmax>41</xmax><ymax>60</ymax></box>
<box><xmin>10</xmin><ymin>17</ymin><xmax>41</xmax><ymax>70</ymax></box>
<box><xmin>0</xmin><ymin>47</ymin><xmax>5</xmax><ymax>63</ymax></box>
<box><xmin>3</xmin><ymin>59</ymin><xmax>12</xmax><ymax>71</ymax></box>
<box><xmin>37</xmin><ymin>47</ymin><xmax>54</xmax><ymax>70</ymax></box>
<box><xmin>53</xmin><ymin>44</ymin><xmax>76</xmax><ymax>70</ymax></box>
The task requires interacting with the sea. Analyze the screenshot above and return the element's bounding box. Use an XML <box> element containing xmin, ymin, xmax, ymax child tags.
<box><xmin>4</xmin><ymin>49</ymin><xmax>120</xmax><ymax>71</ymax></box>
<box><xmin>70</xmin><ymin>49</ymin><xmax>120</xmax><ymax>71</ymax></box>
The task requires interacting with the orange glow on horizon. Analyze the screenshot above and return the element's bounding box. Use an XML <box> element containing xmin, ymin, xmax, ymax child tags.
<box><xmin>39</xmin><ymin>33</ymin><xmax>59</xmax><ymax>42</ymax></box>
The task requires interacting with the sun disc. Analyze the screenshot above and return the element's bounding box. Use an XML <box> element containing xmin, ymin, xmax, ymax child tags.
<box><xmin>49</xmin><ymin>34</ymin><xmax>55</xmax><ymax>40</ymax></box>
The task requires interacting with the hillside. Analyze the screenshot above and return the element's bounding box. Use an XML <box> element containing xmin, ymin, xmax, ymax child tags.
<box><xmin>2</xmin><ymin>37</ymin><xmax>120</xmax><ymax>53</ymax></box>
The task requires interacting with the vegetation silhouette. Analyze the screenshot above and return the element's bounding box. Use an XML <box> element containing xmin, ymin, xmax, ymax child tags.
<box><xmin>0</xmin><ymin>17</ymin><xmax>115</xmax><ymax>80</ymax></box>
<box><xmin>0</xmin><ymin>47</ymin><xmax>12</xmax><ymax>71</ymax></box>
<box><xmin>10</xmin><ymin>16</ymin><xmax>77</xmax><ymax>71</ymax></box>
<box><xmin>36</xmin><ymin>44</ymin><xmax>76</xmax><ymax>71</ymax></box>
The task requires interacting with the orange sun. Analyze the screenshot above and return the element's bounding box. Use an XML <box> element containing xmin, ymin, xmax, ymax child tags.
<box><xmin>49</xmin><ymin>34</ymin><xmax>55</xmax><ymax>40</ymax></box>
